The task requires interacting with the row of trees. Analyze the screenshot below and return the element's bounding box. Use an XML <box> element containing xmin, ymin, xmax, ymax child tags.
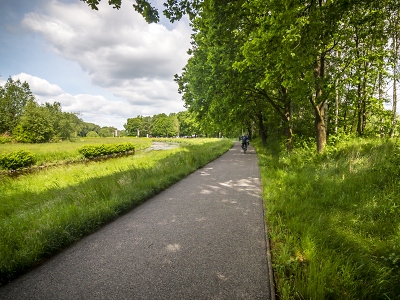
<box><xmin>0</xmin><ymin>77</ymin><xmax>117</xmax><ymax>142</ymax></box>
<box><xmin>87</xmin><ymin>0</ymin><xmax>400</xmax><ymax>152</ymax></box>
<box><xmin>0</xmin><ymin>77</ymin><xmax>229</xmax><ymax>143</ymax></box>
<box><xmin>174</xmin><ymin>0</ymin><xmax>400</xmax><ymax>152</ymax></box>
<box><xmin>123</xmin><ymin>111</ymin><xmax>234</xmax><ymax>137</ymax></box>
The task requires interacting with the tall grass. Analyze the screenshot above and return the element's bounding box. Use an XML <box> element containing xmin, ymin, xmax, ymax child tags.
<box><xmin>0</xmin><ymin>138</ymin><xmax>232</xmax><ymax>285</ymax></box>
<box><xmin>254</xmin><ymin>137</ymin><xmax>400</xmax><ymax>299</ymax></box>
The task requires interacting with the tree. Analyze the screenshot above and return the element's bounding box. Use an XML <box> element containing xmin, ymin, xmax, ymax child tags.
<box><xmin>98</xmin><ymin>126</ymin><xmax>117</xmax><ymax>137</ymax></box>
<box><xmin>169</xmin><ymin>113</ymin><xmax>180</xmax><ymax>136</ymax></box>
<box><xmin>58</xmin><ymin>112</ymin><xmax>82</xmax><ymax>140</ymax></box>
<box><xmin>124</xmin><ymin>116</ymin><xmax>143</xmax><ymax>136</ymax></box>
<box><xmin>42</xmin><ymin>102</ymin><xmax>81</xmax><ymax>140</ymax></box>
<box><xmin>0</xmin><ymin>77</ymin><xmax>34</xmax><ymax>134</ymax></box>
<box><xmin>85</xmin><ymin>0</ymin><xmax>400</xmax><ymax>151</ymax></box>
<box><xmin>79</xmin><ymin>122</ymin><xmax>101</xmax><ymax>137</ymax></box>
<box><xmin>176</xmin><ymin>111</ymin><xmax>200</xmax><ymax>136</ymax></box>
<box><xmin>86</xmin><ymin>131</ymin><xmax>100</xmax><ymax>137</ymax></box>
<box><xmin>13</xmin><ymin>100</ymin><xmax>54</xmax><ymax>143</ymax></box>
<box><xmin>387</xmin><ymin>1</ymin><xmax>400</xmax><ymax>137</ymax></box>
<box><xmin>151</xmin><ymin>113</ymin><xmax>175</xmax><ymax>137</ymax></box>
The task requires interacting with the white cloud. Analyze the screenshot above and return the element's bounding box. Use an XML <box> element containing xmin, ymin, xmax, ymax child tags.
<box><xmin>12</xmin><ymin>72</ymin><xmax>63</xmax><ymax>96</ymax></box>
<box><xmin>12</xmin><ymin>0</ymin><xmax>191</xmax><ymax>129</ymax></box>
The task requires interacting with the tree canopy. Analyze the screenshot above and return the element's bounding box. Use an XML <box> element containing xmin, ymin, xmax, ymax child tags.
<box><xmin>80</xmin><ymin>1</ymin><xmax>400</xmax><ymax>151</ymax></box>
<box><xmin>0</xmin><ymin>78</ymin><xmax>34</xmax><ymax>134</ymax></box>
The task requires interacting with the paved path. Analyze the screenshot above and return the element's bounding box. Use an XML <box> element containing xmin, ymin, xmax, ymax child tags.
<box><xmin>0</xmin><ymin>142</ymin><xmax>273</xmax><ymax>300</ymax></box>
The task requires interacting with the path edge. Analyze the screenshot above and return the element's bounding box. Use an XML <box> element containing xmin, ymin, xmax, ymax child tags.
<box><xmin>255</xmin><ymin>147</ymin><xmax>276</xmax><ymax>300</ymax></box>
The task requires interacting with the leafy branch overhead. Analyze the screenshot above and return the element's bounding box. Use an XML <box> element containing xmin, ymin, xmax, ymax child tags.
<box><xmin>80</xmin><ymin>0</ymin><xmax>200</xmax><ymax>23</ymax></box>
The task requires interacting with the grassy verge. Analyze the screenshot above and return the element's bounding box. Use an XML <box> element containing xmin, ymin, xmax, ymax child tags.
<box><xmin>0</xmin><ymin>138</ymin><xmax>232</xmax><ymax>285</ymax></box>
<box><xmin>254</xmin><ymin>138</ymin><xmax>400</xmax><ymax>299</ymax></box>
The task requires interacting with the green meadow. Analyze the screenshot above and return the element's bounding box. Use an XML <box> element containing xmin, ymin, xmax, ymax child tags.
<box><xmin>0</xmin><ymin>137</ymin><xmax>152</xmax><ymax>169</ymax></box>
<box><xmin>0</xmin><ymin>138</ymin><xmax>233</xmax><ymax>285</ymax></box>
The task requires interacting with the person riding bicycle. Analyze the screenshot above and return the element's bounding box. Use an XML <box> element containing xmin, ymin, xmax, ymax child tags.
<box><xmin>241</xmin><ymin>135</ymin><xmax>249</xmax><ymax>148</ymax></box>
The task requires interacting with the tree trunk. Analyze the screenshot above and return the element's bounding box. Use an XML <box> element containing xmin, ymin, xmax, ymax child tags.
<box><xmin>379</xmin><ymin>71</ymin><xmax>385</xmax><ymax>137</ymax></box>
<box><xmin>335</xmin><ymin>51</ymin><xmax>339</xmax><ymax>134</ymax></box>
<box><xmin>257</xmin><ymin>113</ymin><xmax>267</xmax><ymax>146</ymax></box>
<box><xmin>362</xmin><ymin>66</ymin><xmax>368</xmax><ymax>133</ymax></box>
<box><xmin>284</xmin><ymin>101</ymin><xmax>293</xmax><ymax>152</ymax></box>
<box><xmin>391</xmin><ymin>70</ymin><xmax>397</xmax><ymax>137</ymax></box>
<box><xmin>314</xmin><ymin>53</ymin><xmax>326</xmax><ymax>153</ymax></box>
<box><xmin>314</xmin><ymin>102</ymin><xmax>326</xmax><ymax>153</ymax></box>
<box><xmin>357</xmin><ymin>81</ymin><xmax>363</xmax><ymax>136</ymax></box>
<box><xmin>281</xmin><ymin>86</ymin><xmax>292</xmax><ymax>152</ymax></box>
<box><xmin>390</xmin><ymin>33</ymin><xmax>398</xmax><ymax>137</ymax></box>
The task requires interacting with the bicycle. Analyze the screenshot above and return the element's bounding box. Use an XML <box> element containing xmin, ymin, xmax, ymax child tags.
<box><xmin>241</xmin><ymin>142</ymin><xmax>247</xmax><ymax>154</ymax></box>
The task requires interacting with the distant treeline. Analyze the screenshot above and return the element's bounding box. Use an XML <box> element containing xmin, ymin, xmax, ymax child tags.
<box><xmin>0</xmin><ymin>78</ymin><xmax>234</xmax><ymax>144</ymax></box>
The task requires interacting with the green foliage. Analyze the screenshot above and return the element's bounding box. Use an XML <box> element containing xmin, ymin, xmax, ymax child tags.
<box><xmin>124</xmin><ymin>116</ymin><xmax>143</xmax><ymax>136</ymax></box>
<box><xmin>78</xmin><ymin>143</ymin><xmax>135</xmax><ymax>159</ymax></box>
<box><xmin>0</xmin><ymin>150</ymin><xmax>36</xmax><ymax>170</ymax></box>
<box><xmin>98</xmin><ymin>126</ymin><xmax>117</xmax><ymax>137</ymax></box>
<box><xmin>86</xmin><ymin>131</ymin><xmax>99</xmax><ymax>137</ymax></box>
<box><xmin>0</xmin><ymin>77</ymin><xmax>34</xmax><ymax>134</ymax></box>
<box><xmin>151</xmin><ymin>113</ymin><xmax>176</xmax><ymax>137</ymax></box>
<box><xmin>12</xmin><ymin>100</ymin><xmax>54</xmax><ymax>143</ymax></box>
<box><xmin>81</xmin><ymin>0</ymin><xmax>121</xmax><ymax>10</ymax></box>
<box><xmin>80</xmin><ymin>0</ymin><xmax>400</xmax><ymax>152</ymax></box>
<box><xmin>0</xmin><ymin>135</ymin><xmax>12</xmax><ymax>144</ymax></box>
<box><xmin>132</xmin><ymin>0</ymin><xmax>159</xmax><ymax>23</ymax></box>
<box><xmin>79</xmin><ymin>122</ymin><xmax>101</xmax><ymax>137</ymax></box>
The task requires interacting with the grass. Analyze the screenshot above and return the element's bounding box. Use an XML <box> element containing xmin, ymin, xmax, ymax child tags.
<box><xmin>254</xmin><ymin>137</ymin><xmax>400</xmax><ymax>300</ymax></box>
<box><xmin>0</xmin><ymin>137</ymin><xmax>153</xmax><ymax>168</ymax></box>
<box><xmin>0</xmin><ymin>138</ymin><xmax>233</xmax><ymax>285</ymax></box>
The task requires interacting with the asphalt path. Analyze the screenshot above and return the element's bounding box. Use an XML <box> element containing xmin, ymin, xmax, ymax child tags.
<box><xmin>0</xmin><ymin>142</ymin><xmax>274</xmax><ymax>300</ymax></box>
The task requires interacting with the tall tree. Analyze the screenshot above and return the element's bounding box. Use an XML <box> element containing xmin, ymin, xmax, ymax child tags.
<box><xmin>387</xmin><ymin>1</ymin><xmax>400</xmax><ymax>137</ymax></box>
<box><xmin>151</xmin><ymin>113</ymin><xmax>175</xmax><ymax>137</ymax></box>
<box><xmin>12</xmin><ymin>100</ymin><xmax>54</xmax><ymax>143</ymax></box>
<box><xmin>0</xmin><ymin>78</ymin><xmax>34</xmax><ymax>134</ymax></box>
<box><xmin>124</xmin><ymin>116</ymin><xmax>143</xmax><ymax>136</ymax></box>
<box><xmin>83</xmin><ymin>0</ymin><xmax>400</xmax><ymax>150</ymax></box>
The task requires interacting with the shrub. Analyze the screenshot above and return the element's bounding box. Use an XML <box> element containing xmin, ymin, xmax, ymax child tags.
<box><xmin>0</xmin><ymin>135</ymin><xmax>12</xmax><ymax>144</ymax></box>
<box><xmin>86</xmin><ymin>131</ymin><xmax>99</xmax><ymax>138</ymax></box>
<box><xmin>0</xmin><ymin>150</ymin><xmax>36</xmax><ymax>170</ymax></box>
<box><xmin>78</xmin><ymin>143</ymin><xmax>135</xmax><ymax>159</ymax></box>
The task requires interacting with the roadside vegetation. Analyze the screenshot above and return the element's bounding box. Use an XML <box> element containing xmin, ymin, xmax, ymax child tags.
<box><xmin>0</xmin><ymin>138</ymin><xmax>232</xmax><ymax>285</ymax></box>
<box><xmin>254</xmin><ymin>137</ymin><xmax>400</xmax><ymax>299</ymax></box>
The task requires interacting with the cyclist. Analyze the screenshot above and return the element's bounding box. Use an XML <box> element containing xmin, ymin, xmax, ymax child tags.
<box><xmin>241</xmin><ymin>135</ymin><xmax>249</xmax><ymax>153</ymax></box>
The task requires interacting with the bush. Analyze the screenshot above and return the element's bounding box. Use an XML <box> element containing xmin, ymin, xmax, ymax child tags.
<box><xmin>78</xmin><ymin>143</ymin><xmax>135</xmax><ymax>159</ymax></box>
<box><xmin>0</xmin><ymin>135</ymin><xmax>12</xmax><ymax>144</ymax></box>
<box><xmin>0</xmin><ymin>150</ymin><xmax>36</xmax><ymax>170</ymax></box>
<box><xmin>86</xmin><ymin>131</ymin><xmax>99</xmax><ymax>138</ymax></box>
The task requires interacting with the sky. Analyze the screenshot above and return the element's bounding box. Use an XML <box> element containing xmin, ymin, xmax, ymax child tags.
<box><xmin>0</xmin><ymin>0</ymin><xmax>193</xmax><ymax>129</ymax></box>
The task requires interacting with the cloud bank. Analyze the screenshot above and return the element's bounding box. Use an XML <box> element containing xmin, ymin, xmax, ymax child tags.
<box><xmin>17</xmin><ymin>0</ymin><xmax>192</xmax><ymax>128</ymax></box>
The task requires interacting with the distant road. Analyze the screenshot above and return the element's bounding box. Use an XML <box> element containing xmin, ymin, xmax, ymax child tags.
<box><xmin>0</xmin><ymin>142</ymin><xmax>274</xmax><ymax>299</ymax></box>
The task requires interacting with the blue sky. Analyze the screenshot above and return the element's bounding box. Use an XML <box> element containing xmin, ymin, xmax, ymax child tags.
<box><xmin>0</xmin><ymin>0</ymin><xmax>192</xmax><ymax>129</ymax></box>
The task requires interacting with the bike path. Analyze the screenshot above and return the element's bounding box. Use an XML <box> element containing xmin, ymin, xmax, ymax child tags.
<box><xmin>0</xmin><ymin>142</ymin><xmax>274</xmax><ymax>299</ymax></box>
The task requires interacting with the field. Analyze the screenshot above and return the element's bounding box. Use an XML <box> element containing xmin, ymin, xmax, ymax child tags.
<box><xmin>0</xmin><ymin>137</ymin><xmax>153</xmax><ymax>169</ymax></box>
<box><xmin>254</xmin><ymin>137</ymin><xmax>400</xmax><ymax>299</ymax></box>
<box><xmin>0</xmin><ymin>137</ymin><xmax>233</xmax><ymax>285</ymax></box>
